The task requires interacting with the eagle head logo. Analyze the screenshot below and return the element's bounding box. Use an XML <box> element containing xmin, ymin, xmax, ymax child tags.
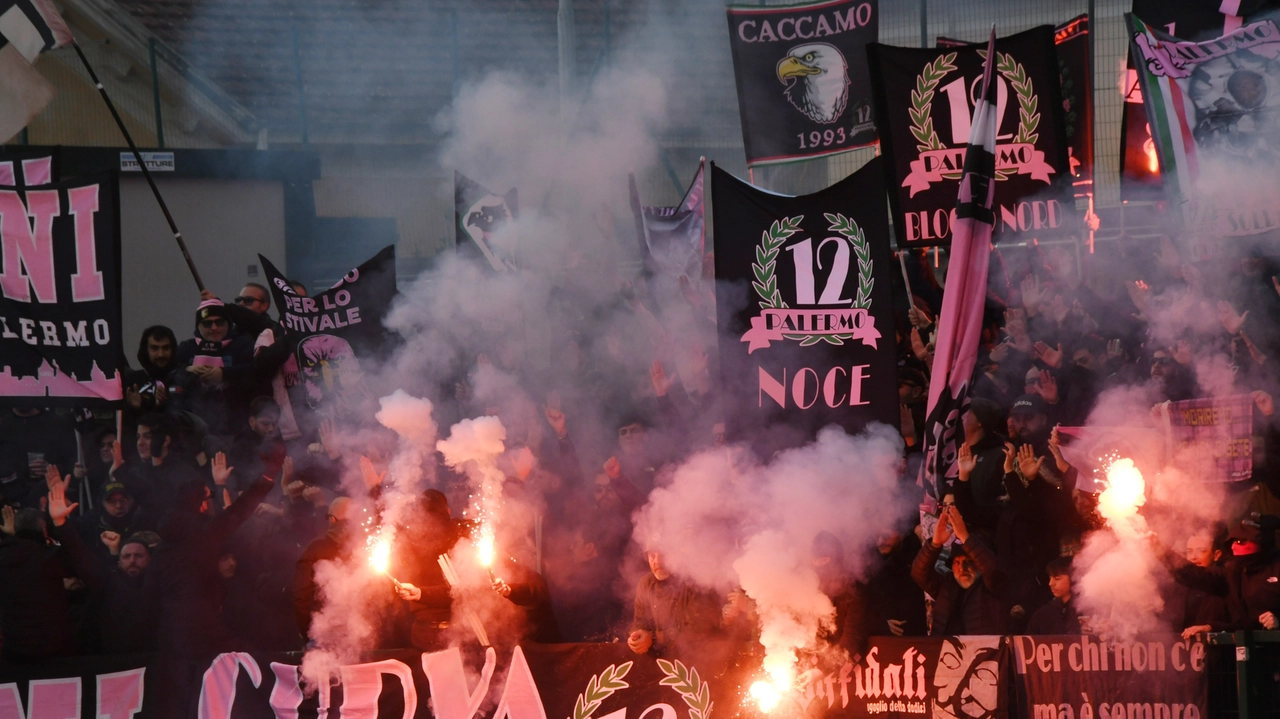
<box><xmin>777</xmin><ymin>43</ymin><xmax>850</xmax><ymax>124</ymax></box>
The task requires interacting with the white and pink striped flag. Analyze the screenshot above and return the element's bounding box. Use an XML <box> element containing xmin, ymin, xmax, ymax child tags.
<box><xmin>919</xmin><ymin>26</ymin><xmax>999</xmax><ymax>502</ymax></box>
<box><xmin>0</xmin><ymin>0</ymin><xmax>73</xmax><ymax>143</ymax></box>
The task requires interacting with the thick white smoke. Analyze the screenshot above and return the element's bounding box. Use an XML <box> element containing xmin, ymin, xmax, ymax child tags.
<box><xmin>635</xmin><ymin>423</ymin><xmax>909</xmax><ymax>696</ymax></box>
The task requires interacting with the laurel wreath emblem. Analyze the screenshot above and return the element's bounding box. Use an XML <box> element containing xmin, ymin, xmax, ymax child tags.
<box><xmin>907</xmin><ymin>49</ymin><xmax>1039</xmax><ymax>181</ymax></box>
<box><xmin>750</xmin><ymin>214</ymin><xmax>874</xmax><ymax>348</ymax></box>
<box><xmin>569</xmin><ymin>662</ymin><xmax>633</xmax><ymax>719</ymax></box>
<box><xmin>909</xmin><ymin>52</ymin><xmax>958</xmax><ymax>153</ymax></box>
<box><xmin>657</xmin><ymin>659</ymin><xmax>713</xmax><ymax>719</ymax></box>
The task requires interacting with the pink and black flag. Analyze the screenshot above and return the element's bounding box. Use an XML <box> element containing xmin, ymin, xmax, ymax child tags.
<box><xmin>0</xmin><ymin>0</ymin><xmax>73</xmax><ymax>143</ymax></box>
<box><xmin>919</xmin><ymin>27</ymin><xmax>999</xmax><ymax>501</ymax></box>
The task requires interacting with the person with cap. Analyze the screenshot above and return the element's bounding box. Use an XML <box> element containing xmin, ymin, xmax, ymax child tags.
<box><xmin>1007</xmin><ymin>393</ymin><xmax>1053</xmax><ymax>454</ymax></box>
<box><xmin>1161</xmin><ymin>514</ymin><xmax>1280</xmax><ymax>632</ymax></box>
<box><xmin>911</xmin><ymin>504</ymin><xmax>1008</xmax><ymax>635</ymax></box>
<box><xmin>75</xmin><ymin>480</ymin><xmax>154</xmax><ymax>569</ymax></box>
<box><xmin>171</xmin><ymin>297</ymin><xmax>258</xmax><ymax>436</ymax></box>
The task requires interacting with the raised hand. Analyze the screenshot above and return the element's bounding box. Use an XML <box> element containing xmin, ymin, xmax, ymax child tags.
<box><xmin>1253</xmin><ymin>390</ymin><xmax>1275</xmax><ymax>417</ymax></box>
<box><xmin>100</xmin><ymin>530</ymin><xmax>121</xmax><ymax>555</ymax></box>
<box><xmin>910</xmin><ymin>328</ymin><xmax>931</xmax><ymax>362</ymax></box>
<box><xmin>211</xmin><ymin>452</ymin><xmax>234</xmax><ymax>486</ymax></box>
<box><xmin>544</xmin><ymin>406</ymin><xmax>568</xmax><ymax>439</ymax></box>
<box><xmin>603</xmin><ymin>456</ymin><xmax>622</xmax><ymax>481</ymax></box>
<box><xmin>1048</xmin><ymin>426</ymin><xmax>1070</xmax><ymax>473</ymax></box>
<box><xmin>281</xmin><ymin>456</ymin><xmax>295</xmax><ymax>485</ymax></box>
<box><xmin>1017</xmin><ymin>444</ymin><xmax>1044</xmax><ymax>481</ymax></box>
<box><xmin>957</xmin><ymin>443</ymin><xmax>976</xmax><ymax>482</ymax></box>
<box><xmin>649</xmin><ymin>360</ymin><xmax>672</xmax><ymax>397</ymax></box>
<box><xmin>360</xmin><ymin>456</ymin><xmax>386</xmax><ymax>490</ymax></box>
<box><xmin>948</xmin><ymin>506</ymin><xmax>970</xmax><ymax>543</ymax></box>
<box><xmin>931</xmin><ymin>509</ymin><xmax>953</xmax><ymax>548</ymax></box>
<box><xmin>319</xmin><ymin>418</ymin><xmax>342</xmax><ymax>460</ymax></box>
<box><xmin>1217</xmin><ymin>300</ymin><xmax>1249</xmax><ymax>336</ymax></box>
<box><xmin>45</xmin><ymin>465</ymin><xmax>78</xmax><ymax>527</ymax></box>
<box><xmin>1003</xmin><ymin>442</ymin><xmax>1017</xmax><ymax>473</ymax></box>
<box><xmin>1020</xmin><ymin>275</ymin><xmax>1043</xmax><ymax>314</ymax></box>
<box><xmin>1125</xmin><ymin>280</ymin><xmax>1151</xmax><ymax>318</ymax></box>
<box><xmin>1034</xmin><ymin>342</ymin><xmax>1064</xmax><ymax>369</ymax></box>
<box><xmin>1</xmin><ymin>505</ymin><xmax>14</xmax><ymax>535</ymax></box>
<box><xmin>1034</xmin><ymin>370</ymin><xmax>1059</xmax><ymax>404</ymax></box>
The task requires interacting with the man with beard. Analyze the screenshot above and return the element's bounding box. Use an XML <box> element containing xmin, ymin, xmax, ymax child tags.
<box><xmin>90</xmin><ymin>536</ymin><xmax>159</xmax><ymax>654</ymax></box>
<box><xmin>912</xmin><ymin>505</ymin><xmax>1007</xmax><ymax>635</ymax></box>
<box><xmin>228</xmin><ymin>397</ymin><xmax>287</xmax><ymax>493</ymax></box>
<box><xmin>76</xmin><ymin>482</ymin><xmax>153</xmax><ymax>568</ymax></box>
<box><xmin>862</xmin><ymin>527</ymin><xmax>926</xmax><ymax>639</ymax></box>
<box><xmin>628</xmin><ymin>547</ymin><xmax>722</xmax><ymax>658</ymax></box>
<box><xmin>551</xmin><ymin>521</ymin><xmax>624</xmax><ymax>642</ymax></box>
<box><xmin>1007</xmin><ymin>394</ymin><xmax>1052</xmax><ymax>455</ymax></box>
<box><xmin>1162</xmin><ymin>514</ymin><xmax>1280</xmax><ymax>631</ymax></box>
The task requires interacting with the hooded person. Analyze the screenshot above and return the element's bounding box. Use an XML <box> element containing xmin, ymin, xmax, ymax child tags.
<box><xmin>171</xmin><ymin>299</ymin><xmax>259</xmax><ymax>436</ymax></box>
<box><xmin>146</xmin><ymin>473</ymin><xmax>273</xmax><ymax>715</ymax></box>
<box><xmin>1163</xmin><ymin>514</ymin><xmax>1280</xmax><ymax>631</ymax></box>
<box><xmin>811</xmin><ymin>530</ymin><xmax>866</xmax><ymax>660</ymax></box>
<box><xmin>862</xmin><ymin>521</ymin><xmax>927</xmax><ymax>639</ymax></box>
<box><xmin>136</xmin><ymin>325</ymin><xmax>179</xmax><ymax>383</ymax></box>
<box><xmin>392</xmin><ymin>490</ymin><xmax>464</xmax><ymax>651</ymax></box>
<box><xmin>953</xmin><ymin>397</ymin><xmax>1008</xmax><ymax>534</ymax></box>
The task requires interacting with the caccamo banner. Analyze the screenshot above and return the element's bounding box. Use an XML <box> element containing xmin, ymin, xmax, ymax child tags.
<box><xmin>711</xmin><ymin>159</ymin><xmax>898</xmax><ymax>443</ymax></box>
<box><xmin>726</xmin><ymin>0</ymin><xmax>879</xmax><ymax>166</ymax></box>
<box><xmin>868</xmin><ymin>27</ymin><xmax>1071</xmax><ymax>247</ymax></box>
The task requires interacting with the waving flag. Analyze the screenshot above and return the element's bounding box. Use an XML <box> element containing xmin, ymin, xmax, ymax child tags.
<box><xmin>0</xmin><ymin>0</ymin><xmax>73</xmax><ymax>143</ymax></box>
<box><xmin>919</xmin><ymin>27</ymin><xmax>998</xmax><ymax>502</ymax></box>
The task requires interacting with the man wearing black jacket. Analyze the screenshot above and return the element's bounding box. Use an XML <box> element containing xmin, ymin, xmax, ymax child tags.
<box><xmin>0</xmin><ymin>466</ymin><xmax>94</xmax><ymax>664</ymax></box>
<box><xmin>912</xmin><ymin>505</ymin><xmax>1007</xmax><ymax>636</ymax></box>
<box><xmin>1162</xmin><ymin>514</ymin><xmax>1280</xmax><ymax>632</ymax></box>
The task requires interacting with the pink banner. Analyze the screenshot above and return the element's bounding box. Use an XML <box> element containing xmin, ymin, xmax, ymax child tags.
<box><xmin>740</xmin><ymin>308</ymin><xmax>880</xmax><ymax>354</ymax></box>
<box><xmin>901</xmin><ymin>143</ymin><xmax>1056</xmax><ymax>197</ymax></box>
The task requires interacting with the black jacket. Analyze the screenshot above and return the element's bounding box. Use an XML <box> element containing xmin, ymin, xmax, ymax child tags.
<box><xmin>863</xmin><ymin>533</ymin><xmax>928</xmax><ymax>638</ymax></box>
<box><xmin>0</xmin><ymin>523</ymin><xmax>97</xmax><ymax>662</ymax></box>
<box><xmin>1026</xmin><ymin>596</ymin><xmax>1082</xmax><ymax>635</ymax></box>
<box><xmin>1167</xmin><ymin>551</ymin><xmax>1280</xmax><ymax>631</ymax></box>
<box><xmin>912</xmin><ymin>534</ymin><xmax>1007</xmax><ymax>636</ymax></box>
<box><xmin>149</xmin><ymin>476</ymin><xmax>273</xmax><ymax>655</ymax></box>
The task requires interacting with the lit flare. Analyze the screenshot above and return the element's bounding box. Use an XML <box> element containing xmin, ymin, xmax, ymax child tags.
<box><xmin>1098</xmin><ymin>458</ymin><xmax>1145</xmax><ymax>526</ymax></box>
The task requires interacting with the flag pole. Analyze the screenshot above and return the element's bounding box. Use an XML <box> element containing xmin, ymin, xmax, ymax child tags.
<box><xmin>70</xmin><ymin>42</ymin><xmax>206</xmax><ymax>291</ymax></box>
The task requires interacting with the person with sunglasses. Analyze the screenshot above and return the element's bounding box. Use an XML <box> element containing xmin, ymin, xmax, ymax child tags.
<box><xmin>233</xmin><ymin>283</ymin><xmax>271</xmax><ymax>315</ymax></box>
<box><xmin>171</xmin><ymin>299</ymin><xmax>260</xmax><ymax>436</ymax></box>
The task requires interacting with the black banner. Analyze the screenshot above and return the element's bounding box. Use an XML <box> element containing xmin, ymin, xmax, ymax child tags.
<box><xmin>711</xmin><ymin>159</ymin><xmax>897</xmax><ymax>444</ymax></box>
<box><xmin>726</xmin><ymin>0</ymin><xmax>878</xmax><ymax>166</ymax></box>
<box><xmin>1055</xmin><ymin>16</ymin><xmax>1092</xmax><ymax>198</ymax></box>
<box><xmin>1011</xmin><ymin>635</ymin><xmax>1207</xmax><ymax>719</ymax></box>
<box><xmin>0</xmin><ymin>174</ymin><xmax>122</xmax><ymax>407</ymax></box>
<box><xmin>0</xmin><ymin>147</ymin><xmax>55</xmax><ymax>186</ymax></box>
<box><xmin>868</xmin><ymin>27</ymin><xmax>1071</xmax><ymax>247</ymax></box>
<box><xmin>455</xmin><ymin>172</ymin><xmax>518</xmax><ymax>273</ymax></box>
<box><xmin>0</xmin><ymin>636</ymin><xmax>1024</xmax><ymax>719</ymax></box>
<box><xmin>259</xmin><ymin>246</ymin><xmax>396</xmax><ymax>411</ymax></box>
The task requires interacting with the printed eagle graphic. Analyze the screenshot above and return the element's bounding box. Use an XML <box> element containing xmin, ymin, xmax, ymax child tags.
<box><xmin>777</xmin><ymin>43</ymin><xmax>850</xmax><ymax>124</ymax></box>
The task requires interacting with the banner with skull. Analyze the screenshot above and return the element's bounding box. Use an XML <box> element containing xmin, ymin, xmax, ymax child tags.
<box><xmin>711</xmin><ymin>158</ymin><xmax>898</xmax><ymax>446</ymax></box>
<box><xmin>1128</xmin><ymin>14</ymin><xmax>1280</xmax><ymax>248</ymax></box>
<box><xmin>868</xmin><ymin>27</ymin><xmax>1072</xmax><ymax>247</ymax></box>
<box><xmin>726</xmin><ymin>0</ymin><xmax>879</xmax><ymax>166</ymax></box>
<box><xmin>455</xmin><ymin>171</ymin><xmax>518</xmax><ymax>272</ymax></box>
<box><xmin>259</xmin><ymin>246</ymin><xmax>396</xmax><ymax>415</ymax></box>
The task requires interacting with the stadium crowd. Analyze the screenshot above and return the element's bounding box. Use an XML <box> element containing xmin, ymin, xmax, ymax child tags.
<box><xmin>3</xmin><ymin>237</ymin><xmax>1280</xmax><ymax>674</ymax></box>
